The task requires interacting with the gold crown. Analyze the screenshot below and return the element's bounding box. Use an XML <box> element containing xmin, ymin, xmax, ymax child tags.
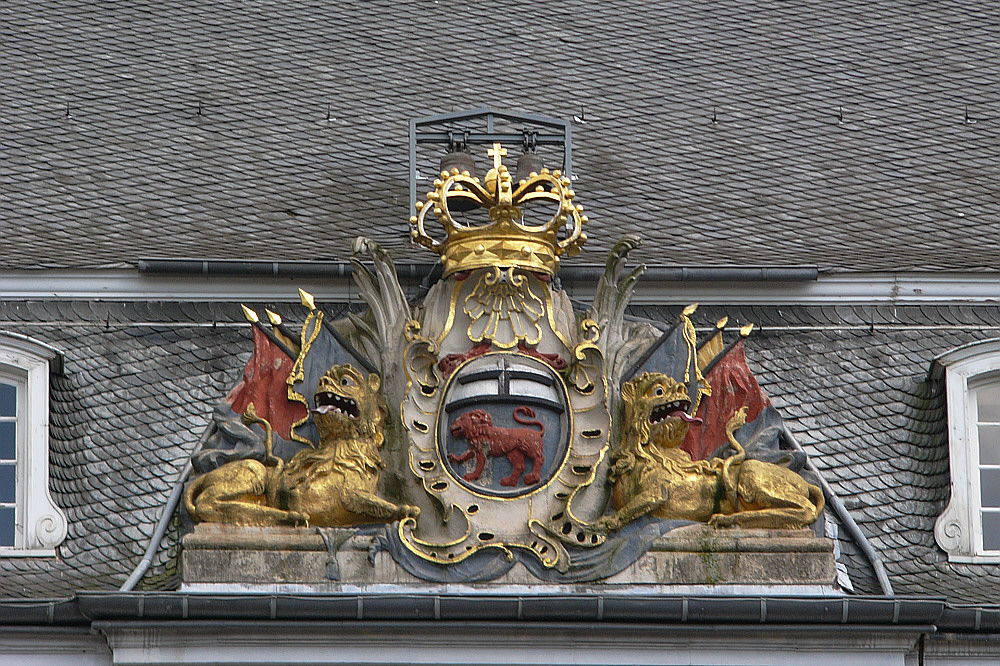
<box><xmin>409</xmin><ymin>143</ymin><xmax>588</xmax><ymax>276</ymax></box>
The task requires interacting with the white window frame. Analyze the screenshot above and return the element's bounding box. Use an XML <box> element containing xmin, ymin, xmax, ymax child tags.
<box><xmin>935</xmin><ymin>338</ymin><xmax>1000</xmax><ymax>563</ymax></box>
<box><xmin>0</xmin><ymin>332</ymin><xmax>68</xmax><ymax>556</ymax></box>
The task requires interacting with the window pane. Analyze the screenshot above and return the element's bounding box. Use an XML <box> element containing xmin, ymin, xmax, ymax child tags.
<box><xmin>981</xmin><ymin>469</ymin><xmax>1000</xmax><ymax>508</ymax></box>
<box><xmin>0</xmin><ymin>465</ymin><xmax>14</xmax><ymax>503</ymax></box>
<box><xmin>980</xmin><ymin>384</ymin><xmax>1000</xmax><ymax>422</ymax></box>
<box><xmin>983</xmin><ymin>512</ymin><xmax>1000</xmax><ymax>551</ymax></box>
<box><xmin>0</xmin><ymin>507</ymin><xmax>12</xmax><ymax>547</ymax></box>
<box><xmin>0</xmin><ymin>383</ymin><xmax>14</xmax><ymax>417</ymax></box>
<box><xmin>0</xmin><ymin>422</ymin><xmax>13</xmax><ymax>461</ymax></box>
<box><xmin>980</xmin><ymin>426</ymin><xmax>1000</xmax><ymax>465</ymax></box>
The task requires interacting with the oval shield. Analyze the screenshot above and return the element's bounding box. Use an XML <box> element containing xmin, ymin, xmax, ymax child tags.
<box><xmin>438</xmin><ymin>353</ymin><xmax>570</xmax><ymax>498</ymax></box>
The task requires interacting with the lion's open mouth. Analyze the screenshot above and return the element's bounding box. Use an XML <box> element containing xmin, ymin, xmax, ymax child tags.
<box><xmin>313</xmin><ymin>391</ymin><xmax>360</xmax><ymax>419</ymax></box>
<box><xmin>649</xmin><ymin>399</ymin><xmax>702</xmax><ymax>425</ymax></box>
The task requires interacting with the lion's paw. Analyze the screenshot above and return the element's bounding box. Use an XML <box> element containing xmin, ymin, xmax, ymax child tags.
<box><xmin>397</xmin><ymin>505</ymin><xmax>421</xmax><ymax>520</ymax></box>
<box><xmin>591</xmin><ymin>516</ymin><xmax>619</xmax><ymax>535</ymax></box>
<box><xmin>284</xmin><ymin>511</ymin><xmax>310</xmax><ymax>527</ymax></box>
<box><xmin>707</xmin><ymin>513</ymin><xmax>736</xmax><ymax>528</ymax></box>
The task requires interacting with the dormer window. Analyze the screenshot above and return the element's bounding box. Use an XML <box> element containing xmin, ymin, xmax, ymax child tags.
<box><xmin>0</xmin><ymin>333</ymin><xmax>68</xmax><ymax>555</ymax></box>
<box><xmin>0</xmin><ymin>376</ymin><xmax>22</xmax><ymax>546</ymax></box>
<box><xmin>935</xmin><ymin>339</ymin><xmax>1000</xmax><ymax>562</ymax></box>
<box><xmin>970</xmin><ymin>378</ymin><xmax>1000</xmax><ymax>553</ymax></box>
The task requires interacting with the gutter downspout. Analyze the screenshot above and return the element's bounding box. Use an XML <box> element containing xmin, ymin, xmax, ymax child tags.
<box><xmin>119</xmin><ymin>425</ymin><xmax>215</xmax><ymax>591</ymax></box>
<box><xmin>784</xmin><ymin>426</ymin><xmax>894</xmax><ymax>596</ymax></box>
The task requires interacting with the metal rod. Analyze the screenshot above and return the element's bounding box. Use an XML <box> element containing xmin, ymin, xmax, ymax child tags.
<box><xmin>118</xmin><ymin>423</ymin><xmax>217</xmax><ymax>592</ymax></box>
<box><xmin>564</xmin><ymin>121</ymin><xmax>573</xmax><ymax>179</ymax></box>
<box><xmin>782</xmin><ymin>426</ymin><xmax>895</xmax><ymax>597</ymax></box>
<box><xmin>701</xmin><ymin>335</ymin><xmax>747</xmax><ymax>377</ymax></box>
<box><xmin>412</xmin><ymin>107</ymin><xmax>569</xmax><ymax>130</ymax></box>
<box><xmin>409</xmin><ymin>117</ymin><xmax>418</xmax><ymax>219</ymax></box>
<box><xmin>247</xmin><ymin>318</ymin><xmax>297</xmax><ymax>360</ymax></box>
<box><xmin>415</xmin><ymin>131</ymin><xmax>567</xmax><ymax>145</ymax></box>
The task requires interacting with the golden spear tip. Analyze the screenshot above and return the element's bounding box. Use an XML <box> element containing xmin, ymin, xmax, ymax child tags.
<box><xmin>715</xmin><ymin>316</ymin><xmax>729</xmax><ymax>329</ymax></box>
<box><xmin>740</xmin><ymin>323</ymin><xmax>755</xmax><ymax>337</ymax></box>
<box><xmin>298</xmin><ymin>288</ymin><xmax>316</xmax><ymax>310</ymax></box>
<box><xmin>241</xmin><ymin>305</ymin><xmax>259</xmax><ymax>323</ymax></box>
<box><xmin>265</xmin><ymin>309</ymin><xmax>282</xmax><ymax>326</ymax></box>
<box><xmin>682</xmin><ymin>303</ymin><xmax>699</xmax><ymax>316</ymax></box>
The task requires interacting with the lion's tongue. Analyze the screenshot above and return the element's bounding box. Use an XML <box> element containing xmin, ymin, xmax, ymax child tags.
<box><xmin>672</xmin><ymin>409</ymin><xmax>703</xmax><ymax>424</ymax></box>
<box><xmin>313</xmin><ymin>405</ymin><xmax>335</xmax><ymax>414</ymax></box>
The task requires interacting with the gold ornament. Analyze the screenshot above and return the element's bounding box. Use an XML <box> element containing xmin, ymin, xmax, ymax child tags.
<box><xmin>184</xmin><ymin>365</ymin><xmax>420</xmax><ymax>527</ymax></box>
<box><xmin>596</xmin><ymin>373</ymin><xmax>824</xmax><ymax>532</ymax></box>
<box><xmin>409</xmin><ymin>142</ymin><xmax>585</xmax><ymax>276</ymax></box>
<box><xmin>464</xmin><ymin>266</ymin><xmax>545</xmax><ymax>348</ymax></box>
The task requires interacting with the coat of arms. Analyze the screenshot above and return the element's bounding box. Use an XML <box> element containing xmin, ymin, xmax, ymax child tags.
<box><xmin>184</xmin><ymin>121</ymin><xmax>825</xmax><ymax>582</ymax></box>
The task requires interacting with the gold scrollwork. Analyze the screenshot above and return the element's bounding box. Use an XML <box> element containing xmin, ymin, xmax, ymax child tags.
<box><xmin>464</xmin><ymin>267</ymin><xmax>544</xmax><ymax>349</ymax></box>
<box><xmin>568</xmin><ymin>318</ymin><xmax>602</xmax><ymax>395</ymax></box>
<box><xmin>528</xmin><ymin>520</ymin><xmax>570</xmax><ymax>572</ymax></box>
<box><xmin>403</xmin><ymin>320</ymin><xmax>440</xmax><ymax>396</ymax></box>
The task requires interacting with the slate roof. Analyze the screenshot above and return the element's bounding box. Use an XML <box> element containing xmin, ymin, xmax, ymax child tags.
<box><xmin>3</xmin><ymin>0</ymin><xmax>1000</xmax><ymax>608</ymax></box>
<box><xmin>3</xmin><ymin>0</ymin><xmax>1000</xmax><ymax>272</ymax></box>
<box><xmin>0</xmin><ymin>299</ymin><xmax>997</xmax><ymax>602</ymax></box>
<box><xmin>0</xmin><ymin>302</ymin><xmax>245</xmax><ymax>595</ymax></box>
<box><xmin>637</xmin><ymin>303</ymin><xmax>1000</xmax><ymax>603</ymax></box>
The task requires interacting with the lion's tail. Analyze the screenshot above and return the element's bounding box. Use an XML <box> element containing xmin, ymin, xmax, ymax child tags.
<box><xmin>183</xmin><ymin>474</ymin><xmax>206</xmax><ymax>520</ymax></box>
<box><xmin>512</xmin><ymin>406</ymin><xmax>545</xmax><ymax>435</ymax></box>
<box><xmin>808</xmin><ymin>482</ymin><xmax>825</xmax><ymax>521</ymax></box>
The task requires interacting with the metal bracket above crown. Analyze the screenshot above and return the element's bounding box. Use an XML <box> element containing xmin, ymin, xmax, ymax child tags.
<box><xmin>410</xmin><ymin>109</ymin><xmax>587</xmax><ymax>276</ymax></box>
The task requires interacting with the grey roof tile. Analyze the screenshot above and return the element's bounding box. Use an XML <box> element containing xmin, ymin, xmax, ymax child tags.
<box><xmin>2</xmin><ymin>0</ymin><xmax>1000</xmax><ymax>271</ymax></box>
<box><xmin>3</xmin><ymin>300</ymin><xmax>1000</xmax><ymax>601</ymax></box>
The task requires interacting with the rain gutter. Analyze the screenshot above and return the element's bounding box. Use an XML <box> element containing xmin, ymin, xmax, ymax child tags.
<box><xmin>76</xmin><ymin>592</ymin><xmax>942</xmax><ymax>627</ymax></box>
<box><xmin>12</xmin><ymin>268</ymin><xmax>1000</xmax><ymax>304</ymax></box>
<box><xmin>137</xmin><ymin>259</ymin><xmax>819</xmax><ymax>283</ymax></box>
<box><xmin>0</xmin><ymin>597</ymin><xmax>88</xmax><ymax>626</ymax></box>
<box><xmin>5</xmin><ymin>593</ymin><xmax>1000</xmax><ymax>635</ymax></box>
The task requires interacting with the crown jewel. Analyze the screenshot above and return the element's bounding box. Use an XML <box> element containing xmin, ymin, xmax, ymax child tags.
<box><xmin>409</xmin><ymin>143</ymin><xmax>588</xmax><ymax>276</ymax></box>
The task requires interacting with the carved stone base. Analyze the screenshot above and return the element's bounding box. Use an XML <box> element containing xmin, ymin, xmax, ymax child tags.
<box><xmin>181</xmin><ymin>523</ymin><xmax>837</xmax><ymax>591</ymax></box>
<box><xmin>603</xmin><ymin>524</ymin><xmax>836</xmax><ymax>586</ymax></box>
<box><xmin>181</xmin><ymin>524</ymin><xmax>422</xmax><ymax>586</ymax></box>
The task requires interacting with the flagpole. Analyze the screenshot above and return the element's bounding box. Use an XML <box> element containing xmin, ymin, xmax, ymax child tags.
<box><xmin>298</xmin><ymin>289</ymin><xmax>378</xmax><ymax>374</ymax></box>
<box><xmin>241</xmin><ymin>305</ymin><xmax>297</xmax><ymax>360</ymax></box>
<box><xmin>701</xmin><ymin>323</ymin><xmax>754</xmax><ymax>377</ymax></box>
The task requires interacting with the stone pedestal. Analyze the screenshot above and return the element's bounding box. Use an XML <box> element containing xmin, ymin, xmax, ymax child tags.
<box><xmin>603</xmin><ymin>524</ymin><xmax>836</xmax><ymax>586</ymax></box>
<box><xmin>181</xmin><ymin>523</ymin><xmax>838</xmax><ymax>592</ymax></box>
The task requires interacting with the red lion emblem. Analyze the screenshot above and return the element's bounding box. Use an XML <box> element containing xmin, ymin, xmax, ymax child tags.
<box><xmin>448</xmin><ymin>406</ymin><xmax>546</xmax><ymax>487</ymax></box>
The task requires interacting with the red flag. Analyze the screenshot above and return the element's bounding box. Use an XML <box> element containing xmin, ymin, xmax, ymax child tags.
<box><xmin>227</xmin><ymin>326</ymin><xmax>306</xmax><ymax>442</ymax></box>
<box><xmin>681</xmin><ymin>340</ymin><xmax>770</xmax><ymax>460</ymax></box>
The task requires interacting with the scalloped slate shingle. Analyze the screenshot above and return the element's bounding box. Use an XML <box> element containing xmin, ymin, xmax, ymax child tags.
<box><xmin>2</xmin><ymin>0</ymin><xmax>1000</xmax><ymax>271</ymax></box>
<box><xmin>635</xmin><ymin>303</ymin><xmax>1000</xmax><ymax>603</ymax></box>
<box><xmin>4</xmin><ymin>0</ymin><xmax>1000</xmax><ymax>602</ymax></box>
<box><xmin>0</xmin><ymin>300</ymin><xmax>352</xmax><ymax>596</ymax></box>
<box><xmin>3</xmin><ymin>300</ymin><xmax>1000</xmax><ymax>602</ymax></box>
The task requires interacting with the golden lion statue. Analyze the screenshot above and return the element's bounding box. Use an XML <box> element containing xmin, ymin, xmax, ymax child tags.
<box><xmin>595</xmin><ymin>373</ymin><xmax>823</xmax><ymax>532</ymax></box>
<box><xmin>185</xmin><ymin>365</ymin><xmax>420</xmax><ymax>527</ymax></box>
